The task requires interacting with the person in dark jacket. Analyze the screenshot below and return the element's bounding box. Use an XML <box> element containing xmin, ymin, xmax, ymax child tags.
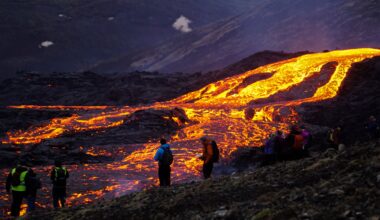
<box><xmin>365</xmin><ymin>116</ymin><xmax>379</xmax><ymax>140</ymax></box>
<box><xmin>25</xmin><ymin>168</ymin><xmax>41</xmax><ymax>213</ymax></box>
<box><xmin>153</xmin><ymin>138</ymin><xmax>172</xmax><ymax>187</ymax></box>
<box><xmin>5</xmin><ymin>163</ymin><xmax>29</xmax><ymax>217</ymax></box>
<box><xmin>301</xmin><ymin>126</ymin><xmax>312</xmax><ymax>150</ymax></box>
<box><xmin>199</xmin><ymin>136</ymin><xmax>214</xmax><ymax>179</ymax></box>
<box><xmin>273</xmin><ymin>130</ymin><xmax>285</xmax><ymax>161</ymax></box>
<box><xmin>328</xmin><ymin>126</ymin><xmax>342</xmax><ymax>149</ymax></box>
<box><xmin>50</xmin><ymin>160</ymin><xmax>69</xmax><ymax>209</ymax></box>
<box><xmin>285</xmin><ymin>125</ymin><xmax>305</xmax><ymax>160</ymax></box>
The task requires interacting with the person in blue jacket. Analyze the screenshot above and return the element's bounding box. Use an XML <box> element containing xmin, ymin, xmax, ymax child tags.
<box><xmin>153</xmin><ymin>138</ymin><xmax>173</xmax><ymax>186</ymax></box>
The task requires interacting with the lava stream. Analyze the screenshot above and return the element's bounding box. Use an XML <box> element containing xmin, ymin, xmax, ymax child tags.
<box><xmin>1</xmin><ymin>48</ymin><xmax>380</xmax><ymax>213</ymax></box>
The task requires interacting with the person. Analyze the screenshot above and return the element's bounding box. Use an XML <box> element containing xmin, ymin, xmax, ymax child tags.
<box><xmin>285</xmin><ymin>125</ymin><xmax>305</xmax><ymax>160</ymax></box>
<box><xmin>328</xmin><ymin>126</ymin><xmax>342</xmax><ymax>149</ymax></box>
<box><xmin>300</xmin><ymin>125</ymin><xmax>312</xmax><ymax>156</ymax></box>
<box><xmin>365</xmin><ymin>116</ymin><xmax>379</xmax><ymax>140</ymax></box>
<box><xmin>301</xmin><ymin>126</ymin><xmax>312</xmax><ymax>148</ymax></box>
<box><xmin>261</xmin><ymin>132</ymin><xmax>281</xmax><ymax>165</ymax></box>
<box><xmin>263</xmin><ymin>134</ymin><xmax>275</xmax><ymax>155</ymax></box>
<box><xmin>25</xmin><ymin>168</ymin><xmax>41</xmax><ymax>213</ymax></box>
<box><xmin>273</xmin><ymin>130</ymin><xmax>285</xmax><ymax>161</ymax></box>
<box><xmin>50</xmin><ymin>160</ymin><xmax>69</xmax><ymax>209</ymax></box>
<box><xmin>199</xmin><ymin>137</ymin><xmax>219</xmax><ymax>179</ymax></box>
<box><xmin>153</xmin><ymin>138</ymin><xmax>173</xmax><ymax>187</ymax></box>
<box><xmin>5</xmin><ymin>163</ymin><xmax>29</xmax><ymax>217</ymax></box>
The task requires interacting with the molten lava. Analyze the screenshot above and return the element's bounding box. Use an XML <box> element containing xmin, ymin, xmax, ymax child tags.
<box><xmin>1</xmin><ymin>48</ymin><xmax>380</xmax><ymax>214</ymax></box>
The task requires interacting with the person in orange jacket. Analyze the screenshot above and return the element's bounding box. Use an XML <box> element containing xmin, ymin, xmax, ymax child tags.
<box><xmin>199</xmin><ymin>136</ymin><xmax>219</xmax><ymax>179</ymax></box>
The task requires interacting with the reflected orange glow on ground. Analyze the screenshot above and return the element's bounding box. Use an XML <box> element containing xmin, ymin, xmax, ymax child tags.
<box><xmin>1</xmin><ymin>48</ymin><xmax>380</xmax><ymax>216</ymax></box>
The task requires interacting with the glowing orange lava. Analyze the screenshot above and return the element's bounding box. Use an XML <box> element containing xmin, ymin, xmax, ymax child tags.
<box><xmin>1</xmin><ymin>48</ymin><xmax>380</xmax><ymax>213</ymax></box>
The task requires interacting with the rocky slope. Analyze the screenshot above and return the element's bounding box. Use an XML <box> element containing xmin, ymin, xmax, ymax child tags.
<box><xmin>1</xmin><ymin>52</ymin><xmax>379</xmax><ymax>168</ymax></box>
<box><xmin>0</xmin><ymin>51</ymin><xmax>303</xmax><ymax>106</ymax></box>
<box><xmin>0</xmin><ymin>50</ymin><xmax>307</xmax><ymax>169</ymax></box>
<box><xmin>300</xmin><ymin>56</ymin><xmax>380</xmax><ymax>143</ymax></box>
<box><xmin>92</xmin><ymin>0</ymin><xmax>380</xmax><ymax>73</ymax></box>
<box><xmin>27</xmin><ymin>139</ymin><xmax>380</xmax><ymax>220</ymax></box>
<box><xmin>0</xmin><ymin>107</ymin><xmax>189</xmax><ymax>168</ymax></box>
<box><xmin>0</xmin><ymin>0</ymin><xmax>251</xmax><ymax>76</ymax></box>
<box><xmin>2</xmin><ymin>0</ymin><xmax>379</xmax><ymax>77</ymax></box>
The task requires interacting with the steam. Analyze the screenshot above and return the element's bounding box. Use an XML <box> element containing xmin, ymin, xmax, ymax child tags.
<box><xmin>172</xmin><ymin>15</ymin><xmax>192</xmax><ymax>33</ymax></box>
<box><xmin>39</xmin><ymin>41</ymin><xmax>54</xmax><ymax>48</ymax></box>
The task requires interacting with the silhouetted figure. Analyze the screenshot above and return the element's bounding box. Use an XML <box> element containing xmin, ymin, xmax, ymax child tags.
<box><xmin>154</xmin><ymin>138</ymin><xmax>173</xmax><ymax>186</ymax></box>
<box><xmin>264</xmin><ymin>134</ymin><xmax>275</xmax><ymax>155</ymax></box>
<box><xmin>25</xmin><ymin>168</ymin><xmax>41</xmax><ymax>213</ymax></box>
<box><xmin>301</xmin><ymin>126</ymin><xmax>312</xmax><ymax>149</ymax></box>
<box><xmin>50</xmin><ymin>160</ymin><xmax>69</xmax><ymax>209</ymax></box>
<box><xmin>285</xmin><ymin>125</ymin><xmax>305</xmax><ymax>160</ymax></box>
<box><xmin>200</xmin><ymin>137</ymin><xmax>219</xmax><ymax>179</ymax></box>
<box><xmin>5</xmin><ymin>163</ymin><xmax>29</xmax><ymax>217</ymax></box>
<box><xmin>328</xmin><ymin>126</ymin><xmax>342</xmax><ymax>149</ymax></box>
<box><xmin>273</xmin><ymin>130</ymin><xmax>286</xmax><ymax>161</ymax></box>
<box><xmin>365</xmin><ymin>116</ymin><xmax>379</xmax><ymax>140</ymax></box>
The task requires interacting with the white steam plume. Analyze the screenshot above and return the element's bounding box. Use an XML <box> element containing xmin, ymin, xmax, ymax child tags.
<box><xmin>172</xmin><ymin>15</ymin><xmax>192</xmax><ymax>33</ymax></box>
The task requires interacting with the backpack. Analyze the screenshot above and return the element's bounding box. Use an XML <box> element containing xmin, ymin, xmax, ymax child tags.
<box><xmin>211</xmin><ymin>141</ymin><xmax>220</xmax><ymax>163</ymax></box>
<box><xmin>293</xmin><ymin>134</ymin><xmax>304</xmax><ymax>150</ymax></box>
<box><xmin>160</xmin><ymin>147</ymin><xmax>173</xmax><ymax>166</ymax></box>
<box><xmin>54</xmin><ymin>167</ymin><xmax>67</xmax><ymax>185</ymax></box>
<box><xmin>11</xmin><ymin>169</ymin><xmax>22</xmax><ymax>187</ymax></box>
<box><xmin>31</xmin><ymin>176</ymin><xmax>42</xmax><ymax>190</ymax></box>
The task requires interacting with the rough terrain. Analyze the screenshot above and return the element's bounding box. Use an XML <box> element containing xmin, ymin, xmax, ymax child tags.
<box><xmin>27</xmin><ymin>139</ymin><xmax>380</xmax><ymax>220</ymax></box>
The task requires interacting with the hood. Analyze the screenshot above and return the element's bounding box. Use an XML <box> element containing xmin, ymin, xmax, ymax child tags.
<box><xmin>160</xmin><ymin>144</ymin><xmax>170</xmax><ymax>149</ymax></box>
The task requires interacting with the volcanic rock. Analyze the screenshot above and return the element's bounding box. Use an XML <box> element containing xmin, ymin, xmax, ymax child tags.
<box><xmin>301</xmin><ymin>57</ymin><xmax>380</xmax><ymax>144</ymax></box>
<box><xmin>27</xmin><ymin>140</ymin><xmax>380</xmax><ymax>220</ymax></box>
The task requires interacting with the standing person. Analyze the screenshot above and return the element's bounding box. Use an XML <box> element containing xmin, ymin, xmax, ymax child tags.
<box><xmin>25</xmin><ymin>168</ymin><xmax>41</xmax><ymax>213</ymax></box>
<box><xmin>199</xmin><ymin>137</ymin><xmax>219</xmax><ymax>179</ymax></box>
<box><xmin>273</xmin><ymin>130</ymin><xmax>285</xmax><ymax>161</ymax></box>
<box><xmin>262</xmin><ymin>133</ymin><xmax>277</xmax><ymax>165</ymax></box>
<box><xmin>263</xmin><ymin>134</ymin><xmax>275</xmax><ymax>155</ymax></box>
<box><xmin>300</xmin><ymin>126</ymin><xmax>312</xmax><ymax>156</ymax></box>
<box><xmin>153</xmin><ymin>138</ymin><xmax>173</xmax><ymax>187</ymax></box>
<box><xmin>328</xmin><ymin>126</ymin><xmax>342</xmax><ymax>149</ymax></box>
<box><xmin>50</xmin><ymin>160</ymin><xmax>69</xmax><ymax>209</ymax></box>
<box><xmin>5</xmin><ymin>163</ymin><xmax>29</xmax><ymax>217</ymax></box>
<box><xmin>285</xmin><ymin>125</ymin><xmax>305</xmax><ymax>160</ymax></box>
<box><xmin>365</xmin><ymin>116</ymin><xmax>379</xmax><ymax>140</ymax></box>
<box><xmin>301</xmin><ymin>126</ymin><xmax>312</xmax><ymax>148</ymax></box>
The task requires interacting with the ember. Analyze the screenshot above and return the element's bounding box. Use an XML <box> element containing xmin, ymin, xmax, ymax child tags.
<box><xmin>1</xmin><ymin>48</ymin><xmax>380</xmax><ymax>216</ymax></box>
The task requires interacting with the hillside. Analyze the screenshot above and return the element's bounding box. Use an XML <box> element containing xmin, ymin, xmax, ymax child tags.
<box><xmin>1</xmin><ymin>49</ymin><xmax>379</xmax><ymax>219</ymax></box>
<box><xmin>92</xmin><ymin>0</ymin><xmax>380</xmax><ymax>73</ymax></box>
<box><xmin>0</xmin><ymin>51</ymin><xmax>304</xmax><ymax>106</ymax></box>
<box><xmin>1</xmin><ymin>0</ymin><xmax>379</xmax><ymax>77</ymax></box>
<box><xmin>27</xmin><ymin>140</ymin><xmax>380</xmax><ymax>220</ymax></box>
<box><xmin>0</xmin><ymin>0</ymin><xmax>251</xmax><ymax>76</ymax></box>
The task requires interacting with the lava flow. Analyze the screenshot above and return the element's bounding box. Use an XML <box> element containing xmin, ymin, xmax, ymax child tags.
<box><xmin>1</xmin><ymin>48</ymin><xmax>380</xmax><ymax>213</ymax></box>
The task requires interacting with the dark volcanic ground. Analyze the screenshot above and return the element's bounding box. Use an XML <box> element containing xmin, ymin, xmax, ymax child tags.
<box><xmin>0</xmin><ymin>51</ymin><xmax>379</xmax><ymax>219</ymax></box>
<box><xmin>28</xmin><ymin>140</ymin><xmax>380</xmax><ymax>220</ymax></box>
<box><xmin>0</xmin><ymin>51</ymin><xmax>306</xmax><ymax>106</ymax></box>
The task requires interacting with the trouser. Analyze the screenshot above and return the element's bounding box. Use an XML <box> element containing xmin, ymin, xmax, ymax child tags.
<box><xmin>27</xmin><ymin>195</ymin><xmax>36</xmax><ymax>212</ymax></box>
<box><xmin>158</xmin><ymin>164</ymin><xmax>171</xmax><ymax>186</ymax></box>
<box><xmin>11</xmin><ymin>190</ymin><xmax>25</xmax><ymax>217</ymax></box>
<box><xmin>261</xmin><ymin>154</ymin><xmax>276</xmax><ymax>166</ymax></box>
<box><xmin>53</xmin><ymin>187</ymin><xmax>66</xmax><ymax>208</ymax></box>
<box><xmin>203</xmin><ymin>162</ymin><xmax>214</xmax><ymax>179</ymax></box>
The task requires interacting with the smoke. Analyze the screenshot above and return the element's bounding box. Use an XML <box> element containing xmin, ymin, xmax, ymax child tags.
<box><xmin>39</xmin><ymin>41</ymin><xmax>54</xmax><ymax>48</ymax></box>
<box><xmin>172</xmin><ymin>15</ymin><xmax>192</xmax><ymax>33</ymax></box>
